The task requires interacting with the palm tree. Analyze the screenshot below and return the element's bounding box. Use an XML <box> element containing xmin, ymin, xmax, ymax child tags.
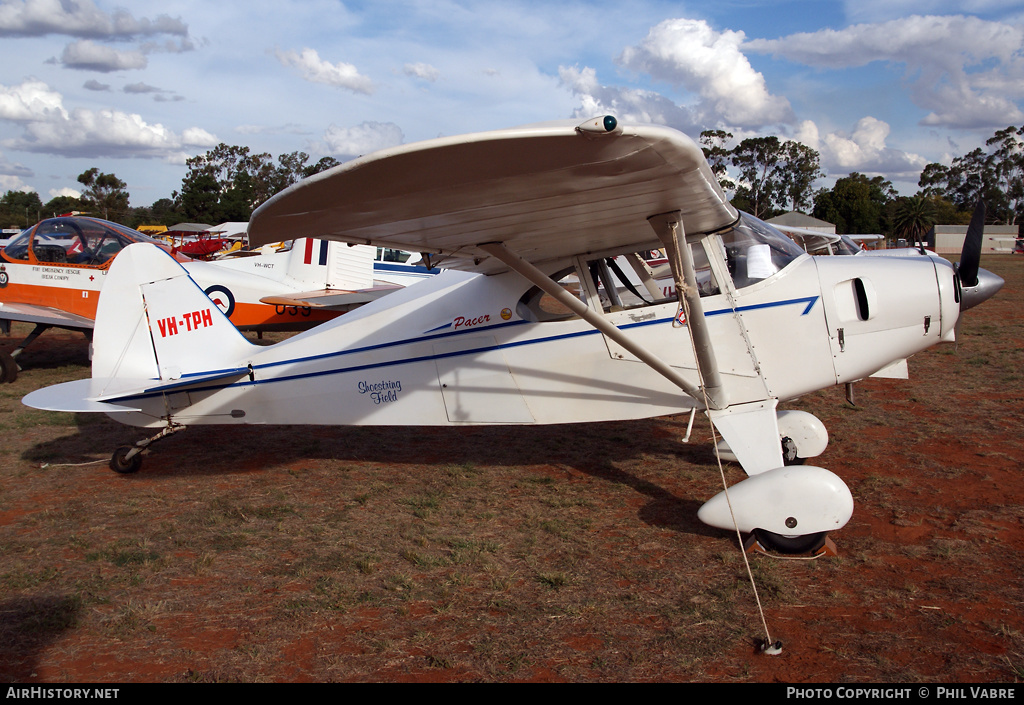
<box><xmin>892</xmin><ymin>195</ymin><xmax>938</xmax><ymax>248</ymax></box>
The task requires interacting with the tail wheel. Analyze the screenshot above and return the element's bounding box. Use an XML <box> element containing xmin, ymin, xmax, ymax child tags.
<box><xmin>110</xmin><ymin>446</ymin><xmax>143</xmax><ymax>474</ymax></box>
<box><xmin>753</xmin><ymin>528</ymin><xmax>827</xmax><ymax>554</ymax></box>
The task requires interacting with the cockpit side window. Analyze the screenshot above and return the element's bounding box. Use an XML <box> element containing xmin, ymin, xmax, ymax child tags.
<box><xmin>516</xmin><ymin>266</ymin><xmax>582</xmax><ymax>322</ymax></box>
<box><xmin>589</xmin><ymin>245</ymin><xmax>720</xmax><ymax>313</ymax></box>
<box><xmin>515</xmin><ymin>214</ymin><xmax>803</xmax><ymax>322</ymax></box>
<box><xmin>1</xmin><ymin>228</ymin><xmax>32</xmax><ymax>261</ymax></box>
<box><xmin>376</xmin><ymin>247</ymin><xmax>412</xmax><ymax>263</ymax></box>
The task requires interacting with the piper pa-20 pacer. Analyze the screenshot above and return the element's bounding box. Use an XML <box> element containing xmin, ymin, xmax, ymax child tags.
<box><xmin>0</xmin><ymin>216</ymin><xmax>396</xmax><ymax>382</ymax></box>
<box><xmin>24</xmin><ymin>117</ymin><xmax>1004</xmax><ymax>553</ymax></box>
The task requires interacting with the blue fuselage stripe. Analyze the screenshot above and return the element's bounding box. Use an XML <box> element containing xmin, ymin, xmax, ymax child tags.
<box><xmin>113</xmin><ymin>295</ymin><xmax>818</xmax><ymax>402</ymax></box>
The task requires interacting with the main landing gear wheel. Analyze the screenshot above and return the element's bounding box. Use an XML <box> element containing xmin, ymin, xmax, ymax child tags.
<box><xmin>110</xmin><ymin>446</ymin><xmax>143</xmax><ymax>474</ymax></box>
<box><xmin>752</xmin><ymin>529</ymin><xmax>828</xmax><ymax>554</ymax></box>
<box><xmin>0</xmin><ymin>351</ymin><xmax>16</xmax><ymax>384</ymax></box>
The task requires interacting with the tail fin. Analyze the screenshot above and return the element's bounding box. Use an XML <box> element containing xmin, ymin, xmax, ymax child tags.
<box><xmin>286</xmin><ymin>238</ymin><xmax>375</xmax><ymax>290</ymax></box>
<box><xmin>93</xmin><ymin>243</ymin><xmax>257</xmax><ymax>387</ymax></box>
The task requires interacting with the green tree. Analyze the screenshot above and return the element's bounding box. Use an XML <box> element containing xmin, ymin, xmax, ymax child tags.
<box><xmin>729</xmin><ymin>136</ymin><xmax>786</xmax><ymax>219</ymax></box>
<box><xmin>303</xmin><ymin>156</ymin><xmax>341</xmax><ymax>177</ymax></box>
<box><xmin>892</xmin><ymin>195</ymin><xmax>938</xmax><ymax>246</ymax></box>
<box><xmin>218</xmin><ymin>170</ymin><xmax>257</xmax><ymax>222</ymax></box>
<box><xmin>0</xmin><ymin>189</ymin><xmax>44</xmax><ymax>228</ymax></box>
<box><xmin>42</xmin><ymin>194</ymin><xmax>84</xmax><ymax>219</ymax></box>
<box><xmin>125</xmin><ymin>198</ymin><xmax>184</xmax><ymax>229</ymax></box>
<box><xmin>918</xmin><ymin>126</ymin><xmax>1024</xmax><ymax>226</ymax></box>
<box><xmin>813</xmin><ymin>173</ymin><xmax>895</xmax><ymax>235</ymax></box>
<box><xmin>699</xmin><ymin>129</ymin><xmax>735</xmax><ymax>192</ymax></box>
<box><xmin>149</xmin><ymin>198</ymin><xmax>183</xmax><ymax>226</ymax></box>
<box><xmin>179</xmin><ymin>172</ymin><xmax>221</xmax><ymax>223</ymax></box>
<box><xmin>727</xmin><ymin>137</ymin><xmax>822</xmax><ymax>219</ymax></box>
<box><xmin>77</xmin><ymin>168</ymin><xmax>130</xmax><ymax>222</ymax></box>
<box><xmin>778</xmin><ymin>141</ymin><xmax>823</xmax><ymax>213</ymax></box>
<box><xmin>985</xmin><ymin>126</ymin><xmax>1024</xmax><ymax>225</ymax></box>
<box><xmin>176</xmin><ymin>144</ymin><xmax>334</xmax><ymax>222</ymax></box>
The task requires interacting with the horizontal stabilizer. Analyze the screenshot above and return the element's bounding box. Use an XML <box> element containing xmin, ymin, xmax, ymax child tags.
<box><xmin>23</xmin><ymin>378</ymin><xmax>141</xmax><ymax>413</ymax></box>
<box><xmin>24</xmin><ymin>365</ymin><xmax>252</xmax><ymax>412</ymax></box>
<box><xmin>98</xmin><ymin>366</ymin><xmax>253</xmax><ymax>402</ymax></box>
<box><xmin>0</xmin><ymin>301</ymin><xmax>94</xmax><ymax>329</ymax></box>
<box><xmin>259</xmin><ymin>283</ymin><xmax>403</xmax><ymax>309</ymax></box>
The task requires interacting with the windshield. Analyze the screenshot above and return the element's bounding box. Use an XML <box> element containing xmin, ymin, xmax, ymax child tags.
<box><xmin>715</xmin><ymin>213</ymin><xmax>805</xmax><ymax>289</ymax></box>
<box><xmin>836</xmin><ymin>234</ymin><xmax>862</xmax><ymax>255</ymax></box>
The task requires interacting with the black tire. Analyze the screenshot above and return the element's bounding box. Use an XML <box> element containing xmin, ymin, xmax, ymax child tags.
<box><xmin>110</xmin><ymin>446</ymin><xmax>143</xmax><ymax>474</ymax></box>
<box><xmin>0</xmin><ymin>351</ymin><xmax>17</xmax><ymax>384</ymax></box>
<box><xmin>753</xmin><ymin>528</ymin><xmax>827</xmax><ymax>554</ymax></box>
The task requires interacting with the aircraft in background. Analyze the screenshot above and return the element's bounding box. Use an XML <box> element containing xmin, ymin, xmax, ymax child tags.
<box><xmin>771</xmin><ymin>224</ymin><xmax>886</xmax><ymax>256</ymax></box>
<box><xmin>25</xmin><ymin>118</ymin><xmax>1003</xmax><ymax>555</ymax></box>
<box><xmin>0</xmin><ymin>216</ymin><xmax>395</xmax><ymax>382</ymax></box>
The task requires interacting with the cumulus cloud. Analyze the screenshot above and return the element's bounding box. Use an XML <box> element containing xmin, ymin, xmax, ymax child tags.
<box><xmin>617</xmin><ymin>18</ymin><xmax>794</xmax><ymax>128</ymax></box>
<box><xmin>0</xmin><ymin>80</ymin><xmax>216</xmax><ymax>159</ymax></box>
<box><xmin>275</xmin><ymin>48</ymin><xmax>374</xmax><ymax>95</ymax></box>
<box><xmin>745</xmin><ymin>15</ymin><xmax>1024</xmax><ymax>128</ymax></box>
<box><xmin>60</xmin><ymin>40</ymin><xmax>146</xmax><ymax>72</ymax></box>
<box><xmin>317</xmin><ymin>122</ymin><xmax>404</xmax><ymax>158</ymax></box>
<box><xmin>49</xmin><ymin>186</ymin><xmax>82</xmax><ymax>199</ymax></box>
<box><xmin>0</xmin><ymin>80</ymin><xmax>65</xmax><ymax>122</ymax></box>
<box><xmin>404</xmin><ymin>62</ymin><xmax>440</xmax><ymax>82</ymax></box>
<box><xmin>0</xmin><ymin>174</ymin><xmax>27</xmax><ymax>191</ymax></box>
<box><xmin>48</xmin><ymin>185</ymin><xmax>81</xmax><ymax>199</ymax></box>
<box><xmin>14</xmin><ymin>110</ymin><xmax>182</xmax><ymax>158</ymax></box>
<box><xmin>0</xmin><ymin>0</ymin><xmax>187</xmax><ymax>39</ymax></box>
<box><xmin>181</xmin><ymin>127</ymin><xmax>217</xmax><ymax>147</ymax></box>
<box><xmin>795</xmin><ymin>117</ymin><xmax>928</xmax><ymax>178</ymax></box>
<box><xmin>558</xmin><ymin>65</ymin><xmax>697</xmax><ymax>132</ymax></box>
<box><xmin>83</xmin><ymin>79</ymin><xmax>110</xmax><ymax>92</ymax></box>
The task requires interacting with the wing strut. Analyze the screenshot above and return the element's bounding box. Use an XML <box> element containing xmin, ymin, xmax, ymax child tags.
<box><xmin>476</xmin><ymin>242</ymin><xmax>705</xmax><ymax>404</ymax></box>
<box><xmin>647</xmin><ymin>212</ymin><xmax>727</xmax><ymax>409</ymax></box>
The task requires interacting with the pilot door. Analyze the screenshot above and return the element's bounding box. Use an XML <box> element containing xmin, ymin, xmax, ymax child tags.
<box><xmin>584</xmin><ymin>237</ymin><xmax>763</xmax><ymax>385</ymax></box>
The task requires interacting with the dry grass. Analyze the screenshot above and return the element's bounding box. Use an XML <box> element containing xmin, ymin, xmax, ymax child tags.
<box><xmin>0</xmin><ymin>255</ymin><xmax>1022</xmax><ymax>682</ymax></box>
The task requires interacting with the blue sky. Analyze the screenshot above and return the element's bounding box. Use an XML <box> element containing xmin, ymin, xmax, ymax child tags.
<box><xmin>1</xmin><ymin>0</ymin><xmax>1023</xmax><ymax>212</ymax></box>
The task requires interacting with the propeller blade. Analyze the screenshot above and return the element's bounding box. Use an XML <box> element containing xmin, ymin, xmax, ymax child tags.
<box><xmin>958</xmin><ymin>199</ymin><xmax>985</xmax><ymax>288</ymax></box>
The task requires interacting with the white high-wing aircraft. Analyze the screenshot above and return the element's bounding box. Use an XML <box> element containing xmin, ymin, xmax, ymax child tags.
<box><xmin>24</xmin><ymin>117</ymin><xmax>1004</xmax><ymax>554</ymax></box>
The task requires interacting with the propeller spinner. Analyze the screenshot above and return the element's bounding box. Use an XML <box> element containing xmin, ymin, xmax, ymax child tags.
<box><xmin>955</xmin><ymin>200</ymin><xmax>1004</xmax><ymax>312</ymax></box>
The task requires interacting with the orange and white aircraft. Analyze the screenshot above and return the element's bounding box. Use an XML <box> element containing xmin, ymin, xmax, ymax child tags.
<box><xmin>0</xmin><ymin>215</ymin><xmax>394</xmax><ymax>382</ymax></box>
